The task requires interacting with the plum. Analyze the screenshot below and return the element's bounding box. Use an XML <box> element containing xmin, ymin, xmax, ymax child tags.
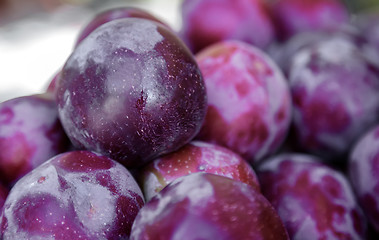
<box><xmin>0</xmin><ymin>150</ymin><xmax>144</xmax><ymax>239</ymax></box>
<box><xmin>130</xmin><ymin>172</ymin><xmax>289</xmax><ymax>240</ymax></box>
<box><xmin>195</xmin><ymin>40</ymin><xmax>292</xmax><ymax>165</ymax></box>
<box><xmin>289</xmin><ymin>36</ymin><xmax>379</xmax><ymax>161</ymax></box>
<box><xmin>56</xmin><ymin>18</ymin><xmax>207</xmax><ymax>168</ymax></box>
<box><xmin>0</xmin><ymin>93</ymin><xmax>70</xmax><ymax>186</ymax></box>
<box><xmin>257</xmin><ymin>153</ymin><xmax>367</xmax><ymax>240</ymax></box>
<box><xmin>267</xmin><ymin>0</ymin><xmax>350</xmax><ymax>41</ymax></box>
<box><xmin>349</xmin><ymin>124</ymin><xmax>379</xmax><ymax>232</ymax></box>
<box><xmin>46</xmin><ymin>71</ymin><xmax>61</xmax><ymax>96</ymax></box>
<box><xmin>75</xmin><ymin>7</ymin><xmax>171</xmax><ymax>47</ymax></box>
<box><xmin>180</xmin><ymin>0</ymin><xmax>275</xmax><ymax>53</ymax></box>
<box><xmin>139</xmin><ymin>140</ymin><xmax>260</xmax><ymax>201</ymax></box>
<box><xmin>0</xmin><ymin>183</ymin><xmax>8</xmax><ymax>212</ymax></box>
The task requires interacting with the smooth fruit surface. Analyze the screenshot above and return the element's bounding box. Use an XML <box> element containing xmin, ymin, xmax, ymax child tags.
<box><xmin>0</xmin><ymin>150</ymin><xmax>144</xmax><ymax>239</ymax></box>
<box><xmin>56</xmin><ymin>18</ymin><xmax>207</xmax><ymax>168</ymax></box>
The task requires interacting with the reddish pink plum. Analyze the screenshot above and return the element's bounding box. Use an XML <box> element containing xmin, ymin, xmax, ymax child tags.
<box><xmin>130</xmin><ymin>172</ymin><xmax>289</xmax><ymax>240</ymax></box>
<box><xmin>257</xmin><ymin>153</ymin><xmax>367</xmax><ymax>240</ymax></box>
<box><xmin>195</xmin><ymin>40</ymin><xmax>292</xmax><ymax>165</ymax></box>
<box><xmin>180</xmin><ymin>0</ymin><xmax>275</xmax><ymax>53</ymax></box>
<box><xmin>289</xmin><ymin>36</ymin><xmax>379</xmax><ymax>161</ymax></box>
<box><xmin>75</xmin><ymin>7</ymin><xmax>171</xmax><ymax>47</ymax></box>
<box><xmin>0</xmin><ymin>150</ymin><xmax>144</xmax><ymax>239</ymax></box>
<box><xmin>139</xmin><ymin>141</ymin><xmax>260</xmax><ymax>201</ymax></box>
<box><xmin>56</xmin><ymin>18</ymin><xmax>207</xmax><ymax>168</ymax></box>
<box><xmin>267</xmin><ymin>0</ymin><xmax>350</xmax><ymax>40</ymax></box>
<box><xmin>0</xmin><ymin>93</ymin><xmax>70</xmax><ymax>186</ymax></box>
<box><xmin>349</xmin><ymin>124</ymin><xmax>379</xmax><ymax>232</ymax></box>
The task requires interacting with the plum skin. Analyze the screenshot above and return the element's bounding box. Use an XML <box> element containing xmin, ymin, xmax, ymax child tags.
<box><xmin>139</xmin><ymin>140</ymin><xmax>260</xmax><ymax>201</ymax></box>
<box><xmin>57</xmin><ymin>18</ymin><xmax>207</xmax><ymax>168</ymax></box>
<box><xmin>0</xmin><ymin>150</ymin><xmax>145</xmax><ymax>239</ymax></box>
<box><xmin>257</xmin><ymin>153</ymin><xmax>367</xmax><ymax>240</ymax></box>
<box><xmin>195</xmin><ymin>40</ymin><xmax>292</xmax><ymax>165</ymax></box>
<box><xmin>180</xmin><ymin>0</ymin><xmax>275</xmax><ymax>53</ymax></box>
<box><xmin>130</xmin><ymin>172</ymin><xmax>289</xmax><ymax>240</ymax></box>
<box><xmin>289</xmin><ymin>36</ymin><xmax>379</xmax><ymax>161</ymax></box>
<box><xmin>75</xmin><ymin>7</ymin><xmax>171</xmax><ymax>47</ymax></box>
<box><xmin>0</xmin><ymin>93</ymin><xmax>70</xmax><ymax>186</ymax></box>
<box><xmin>349</xmin><ymin>124</ymin><xmax>379</xmax><ymax>232</ymax></box>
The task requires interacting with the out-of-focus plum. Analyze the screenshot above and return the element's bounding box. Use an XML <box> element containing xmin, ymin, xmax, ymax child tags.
<box><xmin>56</xmin><ymin>18</ymin><xmax>207</xmax><ymax>168</ymax></box>
<box><xmin>195</xmin><ymin>40</ymin><xmax>292</xmax><ymax>165</ymax></box>
<box><xmin>0</xmin><ymin>93</ymin><xmax>70</xmax><ymax>186</ymax></box>
<box><xmin>0</xmin><ymin>150</ymin><xmax>144</xmax><ymax>239</ymax></box>
<box><xmin>75</xmin><ymin>7</ymin><xmax>171</xmax><ymax>47</ymax></box>
<box><xmin>257</xmin><ymin>153</ymin><xmax>367</xmax><ymax>240</ymax></box>
<box><xmin>349</xmin><ymin>124</ymin><xmax>379</xmax><ymax>233</ymax></box>
<box><xmin>130</xmin><ymin>172</ymin><xmax>289</xmax><ymax>240</ymax></box>
<box><xmin>180</xmin><ymin>0</ymin><xmax>275</xmax><ymax>53</ymax></box>
<box><xmin>267</xmin><ymin>0</ymin><xmax>350</xmax><ymax>41</ymax></box>
<box><xmin>139</xmin><ymin>141</ymin><xmax>260</xmax><ymax>201</ymax></box>
<box><xmin>289</xmin><ymin>36</ymin><xmax>379</xmax><ymax>161</ymax></box>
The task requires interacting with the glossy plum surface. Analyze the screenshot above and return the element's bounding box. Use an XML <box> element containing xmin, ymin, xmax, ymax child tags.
<box><xmin>195</xmin><ymin>40</ymin><xmax>292</xmax><ymax>165</ymax></box>
<box><xmin>267</xmin><ymin>0</ymin><xmax>349</xmax><ymax>40</ymax></box>
<box><xmin>0</xmin><ymin>150</ymin><xmax>144</xmax><ymax>239</ymax></box>
<box><xmin>75</xmin><ymin>7</ymin><xmax>170</xmax><ymax>47</ymax></box>
<box><xmin>56</xmin><ymin>18</ymin><xmax>207</xmax><ymax>168</ymax></box>
<box><xmin>180</xmin><ymin>0</ymin><xmax>275</xmax><ymax>53</ymax></box>
<box><xmin>130</xmin><ymin>172</ymin><xmax>289</xmax><ymax>240</ymax></box>
<box><xmin>349</xmin><ymin>125</ymin><xmax>379</xmax><ymax>232</ymax></box>
<box><xmin>289</xmin><ymin>36</ymin><xmax>379</xmax><ymax>161</ymax></box>
<box><xmin>139</xmin><ymin>141</ymin><xmax>260</xmax><ymax>201</ymax></box>
<box><xmin>257</xmin><ymin>153</ymin><xmax>367</xmax><ymax>240</ymax></box>
<box><xmin>0</xmin><ymin>94</ymin><xmax>70</xmax><ymax>186</ymax></box>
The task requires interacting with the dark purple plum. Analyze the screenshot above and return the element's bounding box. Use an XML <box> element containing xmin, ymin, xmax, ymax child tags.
<box><xmin>195</xmin><ymin>40</ymin><xmax>292</xmax><ymax>165</ymax></box>
<box><xmin>130</xmin><ymin>172</ymin><xmax>289</xmax><ymax>240</ymax></box>
<box><xmin>349</xmin><ymin>124</ymin><xmax>379</xmax><ymax>232</ymax></box>
<box><xmin>257</xmin><ymin>153</ymin><xmax>367</xmax><ymax>239</ymax></box>
<box><xmin>56</xmin><ymin>18</ymin><xmax>207</xmax><ymax>168</ymax></box>
<box><xmin>46</xmin><ymin>70</ymin><xmax>61</xmax><ymax>96</ymax></box>
<box><xmin>0</xmin><ymin>183</ymin><xmax>8</xmax><ymax>212</ymax></box>
<box><xmin>0</xmin><ymin>93</ymin><xmax>70</xmax><ymax>186</ymax></box>
<box><xmin>75</xmin><ymin>7</ymin><xmax>171</xmax><ymax>47</ymax></box>
<box><xmin>267</xmin><ymin>0</ymin><xmax>350</xmax><ymax>41</ymax></box>
<box><xmin>139</xmin><ymin>141</ymin><xmax>260</xmax><ymax>201</ymax></box>
<box><xmin>0</xmin><ymin>150</ymin><xmax>144</xmax><ymax>239</ymax></box>
<box><xmin>180</xmin><ymin>0</ymin><xmax>275</xmax><ymax>53</ymax></box>
<box><xmin>289</xmin><ymin>36</ymin><xmax>379</xmax><ymax>161</ymax></box>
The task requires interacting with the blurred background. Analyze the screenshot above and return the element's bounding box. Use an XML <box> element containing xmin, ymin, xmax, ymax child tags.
<box><xmin>0</xmin><ymin>0</ymin><xmax>378</xmax><ymax>102</ymax></box>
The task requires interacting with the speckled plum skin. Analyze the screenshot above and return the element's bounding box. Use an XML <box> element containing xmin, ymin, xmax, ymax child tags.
<box><xmin>0</xmin><ymin>94</ymin><xmax>70</xmax><ymax>186</ymax></box>
<box><xmin>289</xmin><ymin>36</ymin><xmax>379</xmax><ymax>161</ymax></box>
<box><xmin>257</xmin><ymin>153</ymin><xmax>367</xmax><ymax>240</ymax></box>
<box><xmin>180</xmin><ymin>0</ymin><xmax>275</xmax><ymax>53</ymax></box>
<box><xmin>0</xmin><ymin>151</ymin><xmax>144</xmax><ymax>239</ymax></box>
<box><xmin>75</xmin><ymin>7</ymin><xmax>170</xmax><ymax>47</ymax></box>
<box><xmin>195</xmin><ymin>41</ymin><xmax>292</xmax><ymax>165</ymax></box>
<box><xmin>56</xmin><ymin>18</ymin><xmax>207</xmax><ymax>168</ymax></box>
<box><xmin>349</xmin><ymin>125</ymin><xmax>379</xmax><ymax>232</ymax></box>
<box><xmin>139</xmin><ymin>141</ymin><xmax>260</xmax><ymax>201</ymax></box>
<box><xmin>130</xmin><ymin>173</ymin><xmax>289</xmax><ymax>240</ymax></box>
<box><xmin>267</xmin><ymin>0</ymin><xmax>349</xmax><ymax>40</ymax></box>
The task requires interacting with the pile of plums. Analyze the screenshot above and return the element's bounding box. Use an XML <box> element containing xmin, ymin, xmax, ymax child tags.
<box><xmin>1</xmin><ymin>0</ymin><xmax>379</xmax><ymax>239</ymax></box>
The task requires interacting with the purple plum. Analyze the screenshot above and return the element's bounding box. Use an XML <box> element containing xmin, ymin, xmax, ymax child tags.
<box><xmin>56</xmin><ymin>18</ymin><xmax>207</xmax><ymax>168</ymax></box>
<box><xmin>257</xmin><ymin>153</ymin><xmax>367</xmax><ymax>239</ymax></box>
<box><xmin>195</xmin><ymin>40</ymin><xmax>292</xmax><ymax>165</ymax></box>
<box><xmin>180</xmin><ymin>0</ymin><xmax>275</xmax><ymax>53</ymax></box>
<box><xmin>289</xmin><ymin>36</ymin><xmax>379</xmax><ymax>161</ymax></box>
<box><xmin>75</xmin><ymin>7</ymin><xmax>171</xmax><ymax>47</ymax></box>
<box><xmin>349</xmin><ymin>124</ymin><xmax>379</xmax><ymax>233</ymax></box>
<box><xmin>0</xmin><ymin>93</ymin><xmax>70</xmax><ymax>186</ymax></box>
<box><xmin>0</xmin><ymin>150</ymin><xmax>144</xmax><ymax>239</ymax></box>
<box><xmin>267</xmin><ymin>0</ymin><xmax>350</xmax><ymax>41</ymax></box>
<box><xmin>130</xmin><ymin>172</ymin><xmax>289</xmax><ymax>240</ymax></box>
<box><xmin>139</xmin><ymin>140</ymin><xmax>260</xmax><ymax>201</ymax></box>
